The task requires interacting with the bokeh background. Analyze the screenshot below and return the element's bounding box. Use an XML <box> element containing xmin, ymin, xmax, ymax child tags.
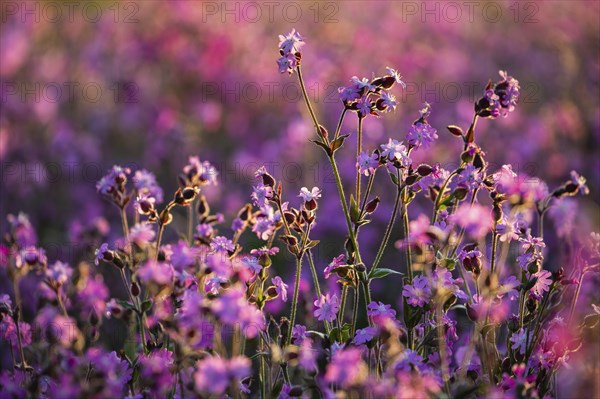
<box><xmin>1</xmin><ymin>0</ymin><xmax>599</xmax><ymax>396</ymax></box>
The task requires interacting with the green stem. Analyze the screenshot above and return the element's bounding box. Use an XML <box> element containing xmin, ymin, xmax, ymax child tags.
<box><xmin>371</xmin><ymin>181</ymin><xmax>402</xmax><ymax>272</ymax></box>
<box><xmin>333</xmin><ymin>108</ymin><xmax>347</xmax><ymax>141</ymax></box>
<box><xmin>402</xmin><ymin>192</ymin><xmax>413</xmax><ymax>282</ymax></box>
<box><xmin>351</xmin><ymin>287</ymin><xmax>359</xmax><ymax>336</ymax></box>
<box><xmin>568</xmin><ymin>272</ymin><xmax>584</xmax><ymax>324</ymax></box>
<box><xmin>490</xmin><ymin>231</ymin><xmax>499</xmax><ymax>275</ymax></box>
<box><xmin>308</xmin><ymin>250</ymin><xmax>331</xmax><ymax>333</ymax></box>
<box><xmin>297</xmin><ymin>66</ymin><xmax>320</xmax><ymax>133</ymax></box>
<box><xmin>356</xmin><ymin>116</ymin><xmax>364</xmax><ymax>204</ymax></box>
<box><xmin>286</xmin><ymin>256</ymin><xmax>303</xmax><ymax>346</ymax></box>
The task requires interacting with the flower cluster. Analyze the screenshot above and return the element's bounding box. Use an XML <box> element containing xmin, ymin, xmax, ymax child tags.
<box><xmin>0</xmin><ymin>30</ymin><xmax>597</xmax><ymax>399</ymax></box>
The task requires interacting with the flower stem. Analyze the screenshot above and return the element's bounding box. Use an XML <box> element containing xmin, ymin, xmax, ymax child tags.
<box><xmin>371</xmin><ymin>180</ymin><xmax>402</xmax><ymax>272</ymax></box>
<box><xmin>286</xmin><ymin>256</ymin><xmax>303</xmax><ymax>346</ymax></box>
<box><xmin>351</xmin><ymin>286</ymin><xmax>359</xmax><ymax>336</ymax></box>
<box><xmin>356</xmin><ymin>116</ymin><xmax>364</xmax><ymax>204</ymax></box>
<box><xmin>297</xmin><ymin>66</ymin><xmax>319</xmax><ymax>133</ymax></box>
<box><xmin>402</xmin><ymin>191</ymin><xmax>413</xmax><ymax>282</ymax></box>
<box><xmin>490</xmin><ymin>231</ymin><xmax>499</xmax><ymax>274</ymax></box>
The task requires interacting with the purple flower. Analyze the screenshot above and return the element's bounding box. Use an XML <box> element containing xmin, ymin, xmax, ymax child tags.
<box><xmin>241</xmin><ymin>256</ymin><xmax>262</xmax><ymax>275</ymax></box>
<box><xmin>402</xmin><ymin>276</ymin><xmax>431</xmax><ymax>307</ymax></box>
<box><xmin>530</xmin><ymin>270</ymin><xmax>552</xmax><ymax>297</ymax></box>
<box><xmin>314</xmin><ymin>293</ymin><xmax>340</xmax><ymax>322</ymax></box>
<box><xmin>324</xmin><ymin>254</ymin><xmax>346</xmax><ymax>279</ymax></box>
<box><xmin>498</xmin><ymin>275</ymin><xmax>520</xmax><ymax>301</ymax></box>
<box><xmin>380</xmin><ymin>91</ymin><xmax>397</xmax><ymax>112</ymax></box>
<box><xmin>15</xmin><ymin>246</ymin><xmax>47</xmax><ymax>269</ymax></box>
<box><xmin>97</xmin><ymin>166</ymin><xmax>131</xmax><ymax>207</ymax></box>
<box><xmin>272</xmin><ymin>276</ymin><xmax>288</xmax><ymax>302</ymax></box>
<box><xmin>138</xmin><ymin>349</ymin><xmax>175</xmax><ymax>397</ymax></box>
<box><xmin>45</xmin><ymin>261</ymin><xmax>72</xmax><ymax>286</ymax></box>
<box><xmin>180</xmin><ymin>156</ymin><xmax>219</xmax><ymax>187</ymax></box>
<box><xmin>496</xmin><ymin>216</ymin><xmax>520</xmax><ymax>242</ymax></box>
<box><xmin>278</xmin><ymin>29</ymin><xmax>304</xmax><ymax>54</ymax></box>
<box><xmin>129</xmin><ymin>222</ymin><xmax>156</xmax><ymax>246</ymax></box>
<box><xmin>510</xmin><ymin>329</ymin><xmax>528</xmax><ymax>354</ymax></box>
<box><xmin>569</xmin><ymin>170</ymin><xmax>589</xmax><ymax>195</ymax></box>
<box><xmin>338</xmin><ymin>85</ymin><xmax>362</xmax><ymax>103</ymax></box>
<box><xmin>6</xmin><ymin>213</ymin><xmax>37</xmax><ymax>248</ymax></box>
<box><xmin>357</xmin><ymin>151</ymin><xmax>379</xmax><ymax>176</ymax></box>
<box><xmin>292</xmin><ymin>324</ymin><xmax>308</xmax><ymax>344</ymax></box>
<box><xmin>94</xmin><ymin>243</ymin><xmax>113</xmax><ymax>266</ymax></box>
<box><xmin>386</xmin><ymin>67</ymin><xmax>406</xmax><ymax>88</ymax></box>
<box><xmin>170</xmin><ymin>240</ymin><xmax>200</xmax><ymax>271</ymax></box>
<box><xmin>394</xmin><ymin>349</ymin><xmax>425</xmax><ymax>372</ymax></box>
<box><xmin>325</xmin><ymin>348</ymin><xmax>367</xmax><ymax>388</ymax></box>
<box><xmin>137</xmin><ymin>260</ymin><xmax>174</xmax><ymax>286</ymax></box>
<box><xmin>450</xmin><ymin>204</ymin><xmax>493</xmax><ymax>239</ymax></box>
<box><xmin>134</xmin><ymin>193</ymin><xmax>156</xmax><ymax>216</ymax></box>
<box><xmin>252</xmin><ymin>216</ymin><xmax>276</xmax><ymax>240</ymax></box>
<box><xmin>194</xmin><ymin>357</ymin><xmax>229</xmax><ymax>395</ymax></box>
<box><xmin>353</xmin><ymin>326</ymin><xmax>377</xmax><ymax>345</ymax></box>
<box><xmin>548</xmin><ymin>198</ymin><xmax>577</xmax><ymax>238</ymax></box>
<box><xmin>379</xmin><ymin>139</ymin><xmax>410</xmax><ymax>166</ymax></box>
<box><xmin>298</xmin><ymin>186</ymin><xmax>321</xmax><ymax>202</ymax></box>
<box><xmin>250</xmin><ymin>246</ymin><xmax>280</xmax><ymax>257</ymax></box>
<box><xmin>451</xmin><ymin>164</ymin><xmax>483</xmax><ymax>192</ymax></box>
<box><xmin>251</xmin><ymin>184</ymin><xmax>273</xmax><ymax>207</ymax></box>
<box><xmin>519</xmin><ymin>232</ymin><xmax>546</xmax><ymax>252</ymax></box>
<box><xmin>367</xmin><ymin>301</ymin><xmax>397</xmax><ymax>319</ymax></box>
<box><xmin>357</xmin><ymin>97</ymin><xmax>373</xmax><ymax>116</ymax></box>
<box><xmin>86</xmin><ymin>349</ymin><xmax>132</xmax><ymax>396</ymax></box>
<box><xmin>431</xmin><ymin>268</ymin><xmax>467</xmax><ymax>301</ymax></box>
<box><xmin>133</xmin><ymin>169</ymin><xmax>163</xmax><ymax>203</ymax></box>
<box><xmin>406</xmin><ymin>122</ymin><xmax>438</xmax><ymax>149</ymax></box>
<box><xmin>210</xmin><ymin>236</ymin><xmax>235</xmax><ymax>253</ymax></box>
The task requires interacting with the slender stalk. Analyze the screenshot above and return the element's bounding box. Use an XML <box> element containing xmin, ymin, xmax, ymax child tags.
<box><xmin>490</xmin><ymin>231</ymin><xmax>499</xmax><ymax>274</ymax></box>
<box><xmin>371</xmin><ymin>182</ymin><xmax>402</xmax><ymax>272</ymax></box>
<box><xmin>333</xmin><ymin>108</ymin><xmax>347</xmax><ymax>141</ymax></box>
<box><xmin>402</xmin><ymin>192</ymin><xmax>413</xmax><ymax>282</ymax></box>
<box><xmin>432</xmin><ymin>170</ymin><xmax>458</xmax><ymax>224</ymax></box>
<box><xmin>297</xmin><ymin>66</ymin><xmax>320</xmax><ymax>133</ymax></box>
<box><xmin>307</xmin><ymin>250</ymin><xmax>331</xmax><ymax>333</ymax></box>
<box><xmin>351</xmin><ymin>287</ymin><xmax>359</xmax><ymax>336</ymax></box>
<box><xmin>568</xmin><ymin>272</ymin><xmax>584</xmax><ymax>324</ymax></box>
<box><xmin>55</xmin><ymin>289</ymin><xmax>68</xmax><ymax>317</ymax></box>
<box><xmin>356</xmin><ymin>116</ymin><xmax>364</xmax><ymax>204</ymax></box>
<box><xmin>357</xmin><ymin>172</ymin><xmax>375</xmax><ymax>226</ymax></box>
<box><xmin>187</xmin><ymin>203</ymin><xmax>194</xmax><ymax>245</ymax></box>
<box><xmin>286</xmin><ymin>256</ymin><xmax>303</xmax><ymax>346</ymax></box>
<box><xmin>260</xmin><ymin>338</ymin><xmax>267</xmax><ymax>399</ymax></box>
<box><xmin>11</xmin><ymin>278</ymin><xmax>27</xmax><ymax>367</ymax></box>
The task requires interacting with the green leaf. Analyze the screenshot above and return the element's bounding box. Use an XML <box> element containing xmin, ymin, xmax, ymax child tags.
<box><xmin>271</xmin><ymin>379</ymin><xmax>284</xmax><ymax>399</ymax></box>
<box><xmin>349</xmin><ymin>194</ymin><xmax>360</xmax><ymax>223</ymax></box>
<box><xmin>311</xmin><ymin>139</ymin><xmax>332</xmax><ymax>156</ymax></box>
<box><xmin>389</xmin><ymin>171</ymin><xmax>399</xmax><ymax>185</ymax></box>
<box><xmin>305</xmin><ymin>240</ymin><xmax>320</xmax><ymax>249</ymax></box>
<box><xmin>116</xmin><ymin>299</ymin><xmax>137</xmax><ymax>311</ymax></box>
<box><xmin>330</xmin><ymin>134</ymin><xmax>350</xmax><ymax>153</ymax></box>
<box><xmin>141</xmin><ymin>300</ymin><xmax>153</xmax><ymax>313</ymax></box>
<box><xmin>369</xmin><ymin>267</ymin><xmax>403</xmax><ymax>280</ymax></box>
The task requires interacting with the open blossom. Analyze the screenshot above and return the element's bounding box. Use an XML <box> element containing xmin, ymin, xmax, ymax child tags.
<box><xmin>380</xmin><ymin>139</ymin><xmax>411</xmax><ymax>166</ymax></box>
<box><xmin>314</xmin><ymin>294</ymin><xmax>340</xmax><ymax>322</ymax></box>
<box><xmin>530</xmin><ymin>269</ymin><xmax>552</xmax><ymax>297</ymax></box>
<box><xmin>510</xmin><ymin>329</ymin><xmax>528</xmax><ymax>354</ymax></box>
<box><xmin>251</xmin><ymin>184</ymin><xmax>273</xmax><ymax>207</ymax></box>
<box><xmin>137</xmin><ymin>260</ymin><xmax>174</xmax><ymax>286</ymax></box>
<box><xmin>406</xmin><ymin>122</ymin><xmax>438</xmax><ymax>148</ymax></box>
<box><xmin>403</xmin><ymin>276</ymin><xmax>431</xmax><ymax>307</ymax></box>
<box><xmin>357</xmin><ymin>151</ymin><xmax>379</xmax><ymax>176</ymax></box>
<box><xmin>519</xmin><ymin>232</ymin><xmax>546</xmax><ymax>252</ymax></box>
<box><xmin>367</xmin><ymin>301</ymin><xmax>397</xmax><ymax>319</ymax></box>
<box><xmin>129</xmin><ymin>222</ymin><xmax>156</xmax><ymax>246</ymax></box>
<box><xmin>272</xmin><ymin>276</ymin><xmax>288</xmax><ymax>302</ymax></box>
<box><xmin>180</xmin><ymin>156</ymin><xmax>219</xmax><ymax>187</ymax></box>
<box><xmin>6</xmin><ymin>213</ymin><xmax>37</xmax><ymax>248</ymax></box>
<box><xmin>194</xmin><ymin>356</ymin><xmax>250</xmax><ymax>395</ymax></box>
<box><xmin>299</xmin><ymin>186</ymin><xmax>321</xmax><ymax>201</ymax></box>
<box><xmin>569</xmin><ymin>170</ymin><xmax>589</xmax><ymax>195</ymax></box>
<box><xmin>353</xmin><ymin>327</ymin><xmax>377</xmax><ymax>345</ymax></box>
<box><xmin>277</xmin><ymin>29</ymin><xmax>304</xmax><ymax>74</ymax></box>
<box><xmin>325</xmin><ymin>348</ymin><xmax>367</xmax><ymax>388</ymax></box>
<box><xmin>210</xmin><ymin>236</ymin><xmax>235</xmax><ymax>253</ymax></box>
<box><xmin>292</xmin><ymin>324</ymin><xmax>308</xmax><ymax>344</ymax></box>
<box><xmin>450</xmin><ymin>204</ymin><xmax>493</xmax><ymax>239</ymax></box>
<box><xmin>379</xmin><ymin>91</ymin><xmax>397</xmax><ymax>112</ymax></box>
<box><xmin>324</xmin><ymin>254</ymin><xmax>346</xmax><ymax>279</ymax></box>
<box><xmin>477</xmin><ymin>70</ymin><xmax>520</xmax><ymax>118</ymax></box>
<box><xmin>45</xmin><ymin>261</ymin><xmax>72</xmax><ymax>286</ymax></box>
<box><xmin>133</xmin><ymin>169</ymin><xmax>163</xmax><ymax>203</ymax></box>
<box><xmin>386</xmin><ymin>67</ymin><xmax>406</xmax><ymax>88</ymax></box>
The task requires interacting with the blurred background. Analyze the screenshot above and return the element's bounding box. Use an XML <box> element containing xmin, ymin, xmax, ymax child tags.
<box><xmin>1</xmin><ymin>0</ymin><xmax>599</xmax><ymax>395</ymax></box>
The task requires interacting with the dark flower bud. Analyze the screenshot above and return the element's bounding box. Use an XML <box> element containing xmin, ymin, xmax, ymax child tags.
<box><xmin>405</xmin><ymin>174</ymin><xmax>419</xmax><ymax>186</ymax></box>
<box><xmin>304</xmin><ymin>198</ymin><xmax>317</xmax><ymax>211</ymax></box>
<box><xmin>289</xmin><ymin>387</ymin><xmax>303</xmax><ymax>397</ymax></box>
<box><xmin>508</xmin><ymin>316</ymin><xmax>519</xmax><ymax>332</ymax></box>
<box><xmin>416</xmin><ymin>164</ymin><xmax>433</xmax><ymax>176</ymax></box>
<box><xmin>265</xmin><ymin>286</ymin><xmax>278</xmax><ymax>299</ymax></box>
<box><xmin>466</xmin><ymin>303</ymin><xmax>480</xmax><ymax>322</ymax></box>
<box><xmin>355</xmin><ymin>263</ymin><xmax>366</xmax><ymax>273</ymax></box>
<box><xmin>131</xmin><ymin>282</ymin><xmax>140</xmax><ymax>297</ymax></box>
<box><xmin>262</xmin><ymin>173</ymin><xmax>276</xmax><ymax>188</ymax></box>
<box><xmin>318</xmin><ymin>125</ymin><xmax>329</xmax><ymax>141</ymax></box>
<box><xmin>473</xmin><ymin>153</ymin><xmax>486</xmax><ymax>170</ymax></box>
<box><xmin>446</xmin><ymin>125</ymin><xmax>464</xmax><ymax>137</ymax></box>
<box><xmin>280</xmin><ymin>235</ymin><xmax>298</xmax><ymax>247</ymax></box>
<box><xmin>284</xmin><ymin>212</ymin><xmax>296</xmax><ymax>225</ymax></box>
<box><xmin>365</xmin><ymin>197</ymin><xmax>380</xmax><ymax>213</ymax></box>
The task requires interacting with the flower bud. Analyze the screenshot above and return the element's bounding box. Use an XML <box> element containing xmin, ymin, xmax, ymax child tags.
<box><xmin>446</xmin><ymin>125</ymin><xmax>464</xmax><ymax>137</ymax></box>
<box><xmin>416</xmin><ymin>164</ymin><xmax>433</xmax><ymax>176</ymax></box>
<box><xmin>131</xmin><ymin>282</ymin><xmax>140</xmax><ymax>297</ymax></box>
<box><xmin>197</xmin><ymin>195</ymin><xmax>210</xmax><ymax>218</ymax></box>
<box><xmin>304</xmin><ymin>198</ymin><xmax>317</xmax><ymax>211</ymax></box>
<box><xmin>365</xmin><ymin>197</ymin><xmax>380</xmax><ymax>213</ymax></box>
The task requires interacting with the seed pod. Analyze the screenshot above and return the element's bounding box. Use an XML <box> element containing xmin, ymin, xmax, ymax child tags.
<box><xmin>131</xmin><ymin>282</ymin><xmax>140</xmax><ymax>297</ymax></box>
<box><xmin>262</xmin><ymin>173</ymin><xmax>276</xmax><ymax>188</ymax></box>
<box><xmin>416</xmin><ymin>164</ymin><xmax>433</xmax><ymax>176</ymax></box>
<box><xmin>446</xmin><ymin>125</ymin><xmax>464</xmax><ymax>137</ymax></box>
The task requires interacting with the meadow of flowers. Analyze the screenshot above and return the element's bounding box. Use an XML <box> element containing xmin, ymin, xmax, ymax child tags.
<box><xmin>2</xmin><ymin>2</ymin><xmax>600</xmax><ymax>399</ymax></box>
